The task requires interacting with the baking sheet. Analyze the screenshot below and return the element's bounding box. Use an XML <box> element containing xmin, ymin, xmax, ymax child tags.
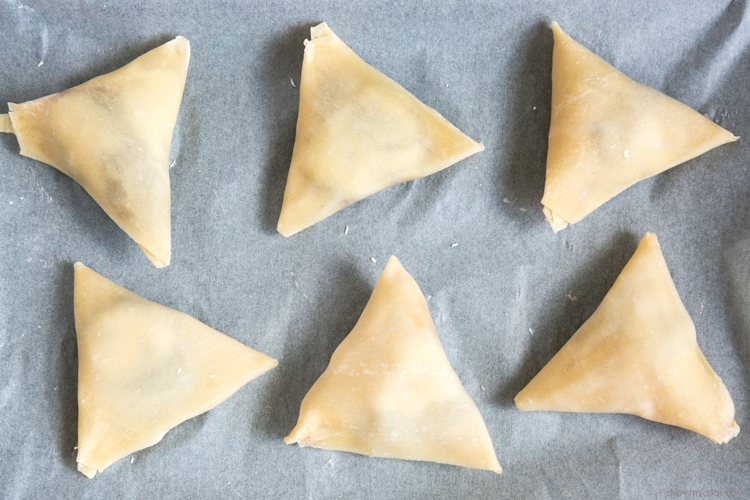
<box><xmin>1</xmin><ymin>0</ymin><xmax>749</xmax><ymax>498</ymax></box>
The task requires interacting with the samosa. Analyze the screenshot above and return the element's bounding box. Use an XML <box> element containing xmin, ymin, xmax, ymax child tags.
<box><xmin>1</xmin><ymin>38</ymin><xmax>190</xmax><ymax>266</ymax></box>
<box><xmin>278</xmin><ymin>24</ymin><xmax>483</xmax><ymax>236</ymax></box>
<box><xmin>515</xmin><ymin>233</ymin><xmax>739</xmax><ymax>444</ymax></box>
<box><xmin>74</xmin><ymin>263</ymin><xmax>277</xmax><ymax>477</ymax></box>
<box><xmin>541</xmin><ymin>23</ymin><xmax>737</xmax><ymax>232</ymax></box>
<box><xmin>286</xmin><ymin>256</ymin><xmax>501</xmax><ymax>472</ymax></box>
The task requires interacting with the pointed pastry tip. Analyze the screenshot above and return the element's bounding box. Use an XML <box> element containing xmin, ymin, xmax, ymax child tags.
<box><xmin>283</xmin><ymin>429</ymin><xmax>300</xmax><ymax>445</ymax></box>
<box><xmin>384</xmin><ymin>255</ymin><xmax>402</xmax><ymax>268</ymax></box>
<box><xmin>512</xmin><ymin>394</ymin><xmax>528</xmax><ymax>411</ymax></box>
<box><xmin>0</xmin><ymin>114</ymin><xmax>13</xmax><ymax>134</ymax></box>
<box><xmin>460</xmin><ymin>139</ymin><xmax>486</xmax><ymax>160</ymax></box>
<box><xmin>167</xmin><ymin>36</ymin><xmax>190</xmax><ymax>57</ymax></box>
<box><xmin>715</xmin><ymin>420</ymin><xmax>740</xmax><ymax>444</ymax></box>
<box><xmin>642</xmin><ymin>231</ymin><xmax>657</xmax><ymax>243</ymax></box>
<box><xmin>276</xmin><ymin>220</ymin><xmax>296</xmax><ymax>238</ymax></box>
<box><xmin>77</xmin><ymin>462</ymin><xmax>97</xmax><ymax>479</ymax></box>
<box><xmin>549</xmin><ymin>21</ymin><xmax>565</xmax><ymax>37</ymax></box>
<box><xmin>310</xmin><ymin>22</ymin><xmax>332</xmax><ymax>40</ymax></box>
<box><xmin>542</xmin><ymin>206</ymin><xmax>569</xmax><ymax>233</ymax></box>
<box><xmin>378</xmin><ymin>256</ymin><xmax>409</xmax><ymax>282</ymax></box>
<box><xmin>138</xmin><ymin>244</ymin><xmax>170</xmax><ymax>268</ymax></box>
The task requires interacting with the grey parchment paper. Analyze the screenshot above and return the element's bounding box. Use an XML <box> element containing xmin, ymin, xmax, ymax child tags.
<box><xmin>1</xmin><ymin>1</ymin><xmax>749</xmax><ymax>498</ymax></box>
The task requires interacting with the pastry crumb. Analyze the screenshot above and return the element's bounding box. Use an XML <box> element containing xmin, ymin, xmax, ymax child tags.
<box><xmin>291</xmin><ymin>77</ymin><xmax>296</xmax><ymax>87</ymax></box>
<box><xmin>529</xmin><ymin>328</ymin><xmax>534</xmax><ymax>335</ymax></box>
<box><xmin>370</xmin><ymin>257</ymin><xmax>377</xmax><ymax>263</ymax></box>
<box><xmin>566</xmin><ymin>291</ymin><xmax>577</xmax><ymax>301</ymax></box>
<box><xmin>345</xmin><ymin>225</ymin><xmax>349</xmax><ymax>235</ymax></box>
<box><xmin>211</xmin><ymin>189</ymin><xmax>227</xmax><ymax>213</ymax></box>
<box><xmin>451</xmin><ymin>243</ymin><xmax>458</xmax><ymax>247</ymax></box>
<box><xmin>480</xmin><ymin>386</ymin><xmax>485</xmax><ymax>391</ymax></box>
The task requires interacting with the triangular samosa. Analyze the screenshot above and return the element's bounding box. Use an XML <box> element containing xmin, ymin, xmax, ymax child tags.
<box><xmin>515</xmin><ymin>233</ymin><xmax>739</xmax><ymax>444</ymax></box>
<box><xmin>73</xmin><ymin>263</ymin><xmax>278</xmax><ymax>478</ymax></box>
<box><xmin>541</xmin><ymin>22</ymin><xmax>738</xmax><ymax>232</ymax></box>
<box><xmin>285</xmin><ymin>256</ymin><xmax>501</xmax><ymax>473</ymax></box>
<box><xmin>277</xmin><ymin>23</ymin><xmax>484</xmax><ymax>236</ymax></box>
<box><xmin>0</xmin><ymin>38</ymin><xmax>190</xmax><ymax>266</ymax></box>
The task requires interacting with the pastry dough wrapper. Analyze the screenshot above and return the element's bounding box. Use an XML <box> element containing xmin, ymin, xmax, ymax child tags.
<box><xmin>73</xmin><ymin>263</ymin><xmax>278</xmax><ymax>477</ymax></box>
<box><xmin>541</xmin><ymin>23</ymin><xmax>738</xmax><ymax>231</ymax></box>
<box><xmin>5</xmin><ymin>37</ymin><xmax>191</xmax><ymax>267</ymax></box>
<box><xmin>515</xmin><ymin>233</ymin><xmax>739</xmax><ymax>444</ymax></box>
<box><xmin>285</xmin><ymin>256</ymin><xmax>501</xmax><ymax>473</ymax></box>
<box><xmin>277</xmin><ymin>23</ymin><xmax>484</xmax><ymax>236</ymax></box>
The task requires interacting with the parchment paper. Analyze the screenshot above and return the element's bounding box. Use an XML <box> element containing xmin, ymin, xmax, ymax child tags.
<box><xmin>1</xmin><ymin>1</ymin><xmax>748</xmax><ymax>498</ymax></box>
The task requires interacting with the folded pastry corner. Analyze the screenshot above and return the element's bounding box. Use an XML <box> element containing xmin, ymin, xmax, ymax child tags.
<box><xmin>73</xmin><ymin>262</ymin><xmax>277</xmax><ymax>478</ymax></box>
<box><xmin>542</xmin><ymin>206</ymin><xmax>569</xmax><ymax>233</ymax></box>
<box><xmin>285</xmin><ymin>256</ymin><xmax>501</xmax><ymax>473</ymax></box>
<box><xmin>515</xmin><ymin>233</ymin><xmax>739</xmax><ymax>444</ymax></box>
<box><xmin>277</xmin><ymin>23</ymin><xmax>484</xmax><ymax>237</ymax></box>
<box><xmin>541</xmin><ymin>22</ymin><xmax>738</xmax><ymax>232</ymax></box>
<box><xmin>0</xmin><ymin>113</ymin><xmax>12</xmax><ymax>133</ymax></box>
<box><xmin>1</xmin><ymin>37</ymin><xmax>191</xmax><ymax>267</ymax></box>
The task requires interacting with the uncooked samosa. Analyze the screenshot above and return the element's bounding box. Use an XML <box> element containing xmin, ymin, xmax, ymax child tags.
<box><xmin>541</xmin><ymin>23</ymin><xmax>738</xmax><ymax>232</ymax></box>
<box><xmin>73</xmin><ymin>263</ymin><xmax>277</xmax><ymax>478</ymax></box>
<box><xmin>285</xmin><ymin>256</ymin><xmax>501</xmax><ymax>473</ymax></box>
<box><xmin>0</xmin><ymin>38</ymin><xmax>190</xmax><ymax>267</ymax></box>
<box><xmin>277</xmin><ymin>23</ymin><xmax>484</xmax><ymax>236</ymax></box>
<box><xmin>515</xmin><ymin>233</ymin><xmax>739</xmax><ymax>444</ymax></box>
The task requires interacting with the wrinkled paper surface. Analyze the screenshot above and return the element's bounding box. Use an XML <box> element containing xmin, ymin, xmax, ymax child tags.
<box><xmin>1</xmin><ymin>1</ymin><xmax>748</xmax><ymax>498</ymax></box>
